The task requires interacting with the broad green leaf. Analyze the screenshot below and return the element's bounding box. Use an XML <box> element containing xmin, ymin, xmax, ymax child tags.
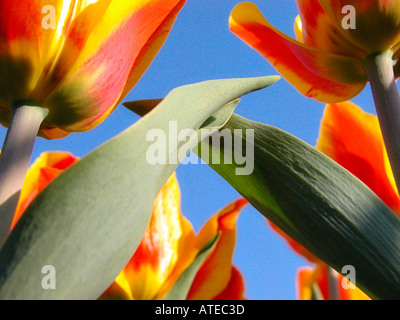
<box><xmin>165</xmin><ymin>233</ymin><xmax>220</xmax><ymax>300</ymax></box>
<box><xmin>197</xmin><ymin>113</ymin><xmax>400</xmax><ymax>300</ymax></box>
<box><xmin>0</xmin><ymin>76</ymin><xmax>279</xmax><ymax>299</ymax></box>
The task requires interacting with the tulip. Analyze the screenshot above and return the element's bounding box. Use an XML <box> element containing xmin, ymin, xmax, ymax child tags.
<box><xmin>230</xmin><ymin>0</ymin><xmax>400</xmax><ymax>220</ymax></box>
<box><xmin>0</xmin><ymin>0</ymin><xmax>186</xmax><ymax>138</ymax></box>
<box><xmin>0</xmin><ymin>0</ymin><xmax>186</xmax><ymax>243</ymax></box>
<box><xmin>229</xmin><ymin>1</ymin><xmax>400</xmax><ymax>103</ymax></box>
<box><xmin>99</xmin><ymin>173</ymin><xmax>247</xmax><ymax>300</ymax></box>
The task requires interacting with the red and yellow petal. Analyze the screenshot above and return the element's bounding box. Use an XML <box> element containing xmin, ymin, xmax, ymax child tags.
<box><xmin>43</xmin><ymin>0</ymin><xmax>185</xmax><ymax>132</ymax></box>
<box><xmin>12</xmin><ymin>151</ymin><xmax>79</xmax><ymax>229</ymax></box>
<box><xmin>212</xmin><ymin>266</ymin><xmax>246</xmax><ymax>300</ymax></box>
<box><xmin>31</xmin><ymin>0</ymin><xmax>113</xmax><ymax>103</ymax></box>
<box><xmin>318</xmin><ymin>0</ymin><xmax>400</xmax><ymax>52</ymax></box>
<box><xmin>112</xmin><ymin>172</ymin><xmax>193</xmax><ymax>300</ymax></box>
<box><xmin>0</xmin><ymin>0</ymin><xmax>71</xmax><ymax>104</ymax></box>
<box><xmin>295</xmin><ymin>0</ymin><xmax>366</xmax><ymax>58</ymax></box>
<box><xmin>186</xmin><ymin>199</ymin><xmax>247</xmax><ymax>300</ymax></box>
<box><xmin>317</xmin><ymin>102</ymin><xmax>400</xmax><ymax>215</ymax></box>
<box><xmin>117</xmin><ymin>0</ymin><xmax>186</xmax><ymax>103</ymax></box>
<box><xmin>229</xmin><ymin>2</ymin><xmax>366</xmax><ymax>103</ymax></box>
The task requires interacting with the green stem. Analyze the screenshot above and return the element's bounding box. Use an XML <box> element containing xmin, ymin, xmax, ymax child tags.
<box><xmin>364</xmin><ymin>51</ymin><xmax>400</xmax><ymax>194</ymax></box>
<box><xmin>0</xmin><ymin>102</ymin><xmax>48</xmax><ymax>246</ymax></box>
<box><xmin>327</xmin><ymin>266</ymin><xmax>339</xmax><ymax>300</ymax></box>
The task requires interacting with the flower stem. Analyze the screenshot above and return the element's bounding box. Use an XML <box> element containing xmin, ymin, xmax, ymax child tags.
<box><xmin>0</xmin><ymin>102</ymin><xmax>48</xmax><ymax>246</ymax></box>
<box><xmin>364</xmin><ymin>51</ymin><xmax>400</xmax><ymax>194</ymax></box>
<box><xmin>327</xmin><ymin>266</ymin><xmax>339</xmax><ymax>300</ymax></box>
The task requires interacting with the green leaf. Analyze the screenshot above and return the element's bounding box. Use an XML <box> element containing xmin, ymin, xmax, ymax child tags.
<box><xmin>165</xmin><ymin>233</ymin><xmax>220</xmax><ymax>300</ymax></box>
<box><xmin>0</xmin><ymin>76</ymin><xmax>279</xmax><ymax>299</ymax></box>
<box><xmin>197</xmin><ymin>113</ymin><xmax>400</xmax><ymax>300</ymax></box>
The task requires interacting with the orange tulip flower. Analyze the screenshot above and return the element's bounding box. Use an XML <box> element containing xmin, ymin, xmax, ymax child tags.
<box><xmin>267</xmin><ymin>101</ymin><xmax>397</xmax><ymax>299</ymax></box>
<box><xmin>100</xmin><ymin>173</ymin><xmax>247</xmax><ymax>300</ymax></box>
<box><xmin>229</xmin><ymin>1</ymin><xmax>400</xmax><ymax>103</ymax></box>
<box><xmin>0</xmin><ymin>0</ymin><xmax>185</xmax><ymax>139</ymax></box>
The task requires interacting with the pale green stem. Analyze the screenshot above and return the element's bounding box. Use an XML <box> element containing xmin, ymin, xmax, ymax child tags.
<box><xmin>364</xmin><ymin>51</ymin><xmax>400</xmax><ymax>194</ymax></box>
<box><xmin>327</xmin><ymin>266</ymin><xmax>339</xmax><ymax>300</ymax></box>
<box><xmin>0</xmin><ymin>102</ymin><xmax>48</xmax><ymax>246</ymax></box>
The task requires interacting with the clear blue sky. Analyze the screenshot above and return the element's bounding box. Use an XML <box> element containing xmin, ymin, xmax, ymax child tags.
<box><xmin>0</xmin><ymin>1</ymin><xmax>378</xmax><ymax>299</ymax></box>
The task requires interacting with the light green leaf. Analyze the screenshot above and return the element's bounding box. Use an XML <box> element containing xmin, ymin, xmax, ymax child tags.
<box><xmin>165</xmin><ymin>233</ymin><xmax>220</xmax><ymax>300</ymax></box>
<box><xmin>0</xmin><ymin>76</ymin><xmax>279</xmax><ymax>299</ymax></box>
<box><xmin>197</xmin><ymin>113</ymin><xmax>400</xmax><ymax>300</ymax></box>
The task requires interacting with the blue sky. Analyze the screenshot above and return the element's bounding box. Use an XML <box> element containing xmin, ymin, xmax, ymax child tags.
<box><xmin>0</xmin><ymin>1</ymin><xmax>378</xmax><ymax>299</ymax></box>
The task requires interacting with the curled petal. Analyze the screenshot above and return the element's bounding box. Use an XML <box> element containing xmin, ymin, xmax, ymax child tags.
<box><xmin>317</xmin><ymin>102</ymin><xmax>400</xmax><ymax>215</ymax></box>
<box><xmin>229</xmin><ymin>2</ymin><xmax>366</xmax><ymax>103</ymax></box>
<box><xmin>187</xmin><ymin>199</ymin><xmax>247</xmax><ymax>300</ymax></box>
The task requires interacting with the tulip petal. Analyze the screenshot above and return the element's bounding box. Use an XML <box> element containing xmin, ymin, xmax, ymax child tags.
<box><xmin>318</xmin><ymin>0</ymin><xmax>400</xmax><ymax>52</ymax></box>
<box><xmin>212</xmin><ymin>266</ymin><xmax>246</xmax><ymax>300</ymax></box>
<box><xmin>44</xmin><ymin>0</ymin><xmax>185</xmax><ymax>132</ymax></box>
<box><xmin>118</xmin><ymin>0</ymin><xmax>186</xmax><ymax>104</ymax></box>
<box><xmin>12</xmin><ymin>152</ymin><xmax>79</xmax><ymax>229</ymax></box>
<box><xmin>230</xmin><ymin>2</ymin><xmax>366</xmax><ymax>103</ymax></box>
<box><xmin>39</xmin><ymin>126</ymin><xmax>71</xmax><ymax>140</ymax></box>
<box><xmin>295</xmin><ymin>0</ymin><xmax>366</xmax><ymax>58</ymax></box>
<box><xmin>297</xmin><ymin>266</ymin><xmax>318</xmax><ymax>300</ymax></box>
<box><xmin>0</xmin><ymin>0</ymin><xmax>74</xmax><ymax>103</ymax></box>
<box><xmin>107</xmin><ymin>172</ymin><xmax>196</xmax><ymax>300</ymax></box>
<box><xmin>186</xmin><ymin>199</ymin><xmax>247</xmax><ymax>300</ymax></box>
<box><xmin>317</xmin><ymin>102</ymin><xmax>400</xmax><ymax>215</ymax></box>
